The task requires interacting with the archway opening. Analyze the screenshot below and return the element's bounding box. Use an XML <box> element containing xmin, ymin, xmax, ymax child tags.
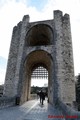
<box><xmin>21</xmin><ymin>50</ymin><xmax>53</xmax><ymax>104</ymax></box>
<box><xmin>26</xmin><ymin>24</ymin><xmax>53</xmax><ymax>46</ymax></box>
<box><xmin>31</xmin><ymin>65</ymin><xmax>48</xmax><ymax>100</ymax></box>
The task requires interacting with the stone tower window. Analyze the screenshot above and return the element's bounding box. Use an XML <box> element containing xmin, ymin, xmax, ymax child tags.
<box><xmin>26</xmin><ymin>24</ymin><xmax>53</xmax><ymax>46</ymax></box>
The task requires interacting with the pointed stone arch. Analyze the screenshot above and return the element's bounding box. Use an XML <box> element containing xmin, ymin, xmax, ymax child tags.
<box><xmin>20</xmin><ymin>50</ymin><xmax>54</xmax><ymax>104</ymax></box>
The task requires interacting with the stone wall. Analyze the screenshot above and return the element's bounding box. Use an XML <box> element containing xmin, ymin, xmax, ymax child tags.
<box><xmin>53</xmin><ymin>10</ymin><xmax>75</xmax><ymax>105</ymax></box>
<box><xmin>3</xmin><ymin>22</ymin><xmax>22</xmax><ymax>97</ymax></box>
<box><xmin>62</xmin><ymin>13</ymin><xmax>75</xmax><ymax>104</ymax></box>
<box><xmin>0</xmin><ymin>97</ymin><xmax>15</xmax><ymax>109</ymax></box>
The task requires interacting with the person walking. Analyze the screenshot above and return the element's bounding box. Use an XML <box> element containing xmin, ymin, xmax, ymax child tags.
<box><xmin>39</xmin><ymin>90</ymin><xmax>45</xmax><ymax>105</ymax></box>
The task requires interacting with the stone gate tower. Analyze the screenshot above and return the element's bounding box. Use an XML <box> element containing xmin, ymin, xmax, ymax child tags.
<box><xmin>3</xmin><ymin>10</ymin><xmax>75</xmax><ymax>106</ymax></box>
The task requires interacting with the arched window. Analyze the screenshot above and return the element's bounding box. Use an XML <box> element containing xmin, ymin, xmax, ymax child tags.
<box><xmin>26</xmin><ymin>24</ymin><xmax>53</xmax><ymax>46</ymax></box>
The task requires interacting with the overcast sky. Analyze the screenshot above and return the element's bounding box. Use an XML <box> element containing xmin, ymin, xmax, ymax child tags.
<box><xmin>0</xmin><ymin>0</ymin><xmax>80</xmax><ymax>85</ymax></box>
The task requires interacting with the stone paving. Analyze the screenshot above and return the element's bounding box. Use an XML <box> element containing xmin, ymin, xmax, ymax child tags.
<box><xmin>0</xmin><ymin>98</ymin><xmax>65</xmax><ymax>120</ymax></box>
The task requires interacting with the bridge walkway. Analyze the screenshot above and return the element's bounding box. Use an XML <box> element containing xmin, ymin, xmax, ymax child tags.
<box><xmin>0</xmin><ymin>98</ymin><xmax>65</xmax><ymax>120</ymax></box>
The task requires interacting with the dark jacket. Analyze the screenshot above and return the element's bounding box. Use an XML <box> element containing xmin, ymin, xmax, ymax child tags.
<box><xmin>39</xmin><ymin>91</ymin><xmax>45</xmax><ymax>100</ymax></box>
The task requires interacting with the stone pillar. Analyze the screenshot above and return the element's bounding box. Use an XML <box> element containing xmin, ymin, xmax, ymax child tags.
<box><xmin>3</xmin><ymin>22</ymin><xmax>22</xmax><ymax>97</ymax></box>
<box><xmin>4</xmin><ymin>15</ymin><xmax>30</xmax><ymax>97</ymax></box>
<box><xmin>20</xmin><ymin>66</ymin><xmax>28</xmax><ymax>104</ymax></box>
<box><xmin>53</xmin><ymin>10</ymin><xmax>64</xmax><ymax>102</ymax></box>
<box><xmin>14</xmin><ymin>15</ymin><xmax>30</xmax><ymax>97</ymax></box>
<box><xmin>62</xmin><ymin>14</ymin><xmax>76</xmax><ymax>104</ymax></box>
<box><xmin>49</xmin><ymin>60</ymin><xmax>54</xmax><ymax>104</ymax></box>
<box><xmin>28</xmin><ymin>74</ymin><xmax>32</xmax><ymax>100</ymax></box>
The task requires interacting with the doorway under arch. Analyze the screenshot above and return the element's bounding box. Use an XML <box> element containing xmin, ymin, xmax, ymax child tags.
<box><xmin>20</xmin><ymin>50</ymin><xmax>54</xmax><ymax>104</ymax></box>
<box><xmin>31</xmin><ymin>65</ymin><xmax>48</xmax><ymax>100</ymax></box>
<box><xmin>31</xmin><ymin>65</ymin><xmax>48</xmax><ymax>87</ymax></box>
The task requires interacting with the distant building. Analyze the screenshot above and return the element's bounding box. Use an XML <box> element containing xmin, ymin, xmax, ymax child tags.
<box><xmin>43</xmin><ymin>83</ymin><xmax>48</xmax><ymax>87</ymax></box>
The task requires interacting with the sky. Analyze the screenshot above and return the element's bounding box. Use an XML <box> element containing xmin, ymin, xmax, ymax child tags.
<box><xmin>0</xmin><ymin>0</ymin><xmax>80</xmax><ymax>85</ymax></box>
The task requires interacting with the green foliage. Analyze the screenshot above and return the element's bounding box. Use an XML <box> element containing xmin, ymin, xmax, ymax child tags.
<box><xmin>31</xmin><ymin>86</ymin><xmax>48</xmax><ymax>95</ymax></box>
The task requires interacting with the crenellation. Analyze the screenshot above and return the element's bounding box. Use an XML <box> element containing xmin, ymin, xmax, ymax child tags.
<box><xmin>54</xmin><ymin>10</ymin><xmax>63</xmax><ymax>18</ymax></box>
<box><xmin>22</xmin><ymin>15</ymin><xmax>30</xmax><ymax>22</ymax></box>
<box><xmin>63</xmin><ymin>14</ymin><xmax>70</xmax><ymax>20</ymax></box>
